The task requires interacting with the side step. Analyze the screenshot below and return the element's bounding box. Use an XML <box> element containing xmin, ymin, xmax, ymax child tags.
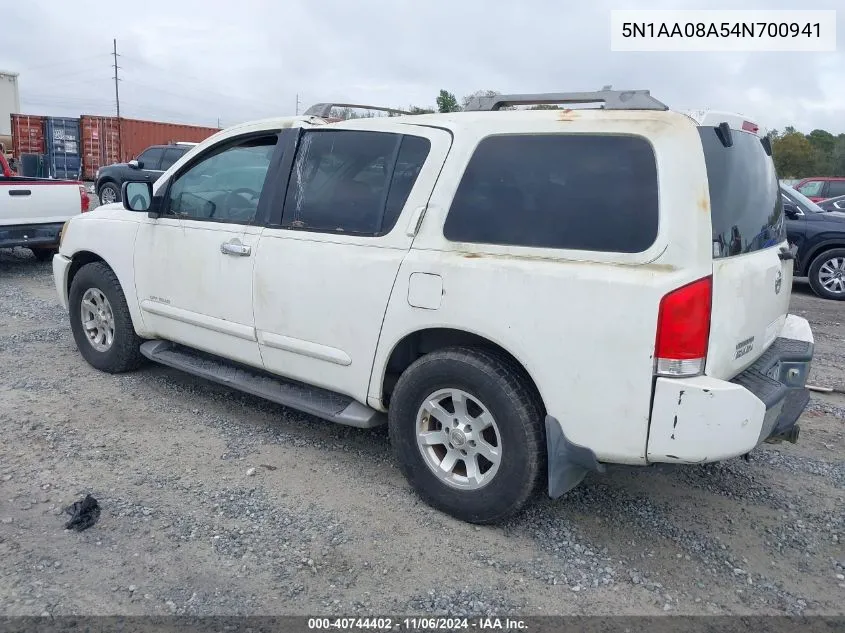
<box><xmin>139</xmin><ymin>340</ymin><xmax>385</xmax><ymax>428</ymax></box>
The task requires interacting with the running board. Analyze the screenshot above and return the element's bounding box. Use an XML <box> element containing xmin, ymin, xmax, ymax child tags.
<box><xmin>139</xmin><ymin>340</ymin><xmax>385</xmax><ymax>428</ymax></box>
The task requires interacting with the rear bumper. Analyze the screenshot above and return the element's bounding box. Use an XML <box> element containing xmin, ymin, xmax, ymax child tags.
<box><xmin>647</xmin><ymin>314</ymin><xmax>813</xmax><ymax>463</ymax></box>
<box><xmin>0</xmin><ymin>222</ymin><xmax>64</xmax><ymax>249</ymax></box>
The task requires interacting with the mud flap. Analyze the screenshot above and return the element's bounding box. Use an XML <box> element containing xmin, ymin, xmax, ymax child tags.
<box><xmin>545</xmin><ymin>415</ymin><xmax>605</xmax><ymax>499</ymax></box>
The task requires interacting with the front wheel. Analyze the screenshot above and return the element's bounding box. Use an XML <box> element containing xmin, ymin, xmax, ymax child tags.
<box><xmin>808</xmin><ymin>248</ymin><xmax>845</xmax><ymax>301</ymax></box>
<box><xmin>68</xmin><ymin>262</ymin><xmax>144</xmax><ymax>372</ymax></box>
<box><xmin>388</xmin><ymin>347</ymin><xmax>545</xmax><ymax>524</ymax></box>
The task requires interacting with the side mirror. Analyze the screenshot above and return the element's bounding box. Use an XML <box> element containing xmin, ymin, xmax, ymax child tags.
<box><xmin>122</xmin><ymin>181</ymin><xmax>153</xmax><ymax>212</ymax></box>
<box><xmin>783</xmin><ymin>203</ymin><xmax>800</xmax><ymax>219</ymax></box>
<box><xmin>128</xmin><ymin>159</ymin><xmax>142</xmax><ymax>169</ymax></box>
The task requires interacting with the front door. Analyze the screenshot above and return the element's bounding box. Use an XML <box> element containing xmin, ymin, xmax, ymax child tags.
<box><xmin>133</xmin><ymin>131</ymin><xmax>280</xmax><ymax>368</ymax></box>
<box><xmin>253</xmin><ymin>124</ymin><xmax>452</xmax><ymax>401</ymax></box>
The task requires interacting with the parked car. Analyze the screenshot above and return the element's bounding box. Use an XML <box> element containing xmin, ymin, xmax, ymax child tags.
<box><xmin>781</xmin><ymin>184</ymin><xmax>845</xmax><ymax>300</ymax></box>
<box><xmin>54</xmin><ymin>92</ymin><xmax>814</xmax><ymax>524</ymax></box>
<box><xmin>1</xmin><ymin>152</ymin><xmax>90</xmax><ymax>260</ymax></box>
<box><xmin>816</xmin><ymin>194</ymin><xmax>845</xmax><ymax>213</ymax></box>
<box><xmin>792</xmin><ymin>177</ymin><xmax>845</xmax><ymax>202</ymax></box>
<box><xmin>94</xmin><ymin>142</ymin><xmax>198</xmax><ymax>205</ymax></box>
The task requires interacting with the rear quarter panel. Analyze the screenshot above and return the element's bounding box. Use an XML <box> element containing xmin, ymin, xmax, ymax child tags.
<box><xmin>369</xmin><ymin>111</ymin><xmax>715</xmax><ymax>464</ymax></box>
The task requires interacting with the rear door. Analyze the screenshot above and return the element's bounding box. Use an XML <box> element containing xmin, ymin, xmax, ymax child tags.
<box><xmin>700</xmin><ymin>123</ymin><xmax>792</xmax><ymax>379</ymax></box>
<box><xmin>253</xmin><ymin>123</ymin><xmax>452</xmax><ymax>401</ymax></box>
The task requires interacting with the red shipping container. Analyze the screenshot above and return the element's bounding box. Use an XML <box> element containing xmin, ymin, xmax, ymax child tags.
<box><xmin>11</xmin><ymin>114</ymin><xmax>46</xmax><ymax>157</ymax></box>
<box><xmin>119</xmin><ymin>118</ymin><xmax>220</xmax><ymax>162</ymax></box>
<box><xmin>80</xmin><ymin>115</ymin><xmax>121</xmax><ymax>180</ymax></box>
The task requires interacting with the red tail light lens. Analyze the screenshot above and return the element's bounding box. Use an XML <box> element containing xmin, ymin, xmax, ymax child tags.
<box><xmin>655</xmin><ymin>276</ymin><xmax>712</xmax><ymax>377</ymax></box>
<box><xmin>80</xmin><ymin>185</ymin><xmax>90</xmax><ymax>213</ymax></box>
<box><xmin>741</xmin><ymin>121</ymin><xmax>759</xmax><ymax>133</ymax></box>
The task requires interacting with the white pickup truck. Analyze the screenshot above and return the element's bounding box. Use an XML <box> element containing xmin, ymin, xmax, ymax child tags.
<box><xmin>0</xmin><ymin>153</ymin><xmax>90</xmax><ymax>260</ymax></box>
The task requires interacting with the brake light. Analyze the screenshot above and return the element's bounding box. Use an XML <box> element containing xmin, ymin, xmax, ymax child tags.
<box><xmin>654</xmin><ymin>276</ymin><xmax>712</xmax><ymax>377</ymax></box>
<box><xmin>80</xmin><ymin>185</ymin><xmax>90</xmax><ymax>213</ymax></box>
<box><xmin>742</xmin><ymin>120</ymin><xmax>759</xmax><ymax>133</ymax></box>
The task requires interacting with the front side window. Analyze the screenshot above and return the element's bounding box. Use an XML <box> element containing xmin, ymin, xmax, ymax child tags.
<box><xmin>797</xmin><ymin>180</ymin><xmax>823</xmax><ymax>197</ymax></box>
<box><xmin>159</xmin><ymin>148</ymin><xmax>184</xmax><ymax>171</ymax></box>
<box><xmin>281</xmin><ymin>130</ymin><xmax>430</xmax><ymax>236</ymax></box>
<box><xmin>443</xmin><ymin>134</ymin><xmax>659</xmax><ymax>253</ymax></box>
<box><xmin>137</xmin><ymin>147</ymin><xmax>164</xmax><ymax>170</ymax></box>
<box><xmin>165</xmin><ymin>135</ymin><xmax>277</xmax><ymax>224</ymax></box>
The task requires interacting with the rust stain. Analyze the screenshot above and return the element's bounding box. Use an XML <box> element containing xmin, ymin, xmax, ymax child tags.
<box><xmin>557</xmin><ymin>109</ymin><xmax>579</xmax><ymax>122</ymax></box>
<box><xmin>462</xmin><ymin>252</ymin><xmax>483</xmax><ymax>259</ymax></box>
<box><xmin>697</xmin><ymin>192</ymin><xmax>710</xmax><ymax>213</ymax></box>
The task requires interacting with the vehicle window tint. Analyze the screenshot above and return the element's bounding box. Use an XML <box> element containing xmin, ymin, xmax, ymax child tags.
<box><xmin>382</xmin><ymin>135</ymin><xmax>431</xmax><ymax>233</ymax></box>
<box><xmin>826</xmin><ymin>181</ymin><xmax>845</xmax><ymax>197</ymax></box>
<box><xmin>159</xmin><ymin>148</ymin><xmax>184</xmax><ymax>171</ymax></box>
<box><xmin>165</xmin><ymin>135</ymin><xmax>276</xmax><ymax>224</ymax></box>
<box><xmin>282</xmin><ymin>130</ymin><xmax>406</xmax><ymax>235</ymax></box>
<box><xmin>699</xmin><ymin>128</ymin><xmax>784</xmax><ymax>259</ymax></box>
<box><xmin>443</xmin><ymin>134</ymin><xmax>658</xmax><ymax>252</ymax></box>
<box><xmin>797</xmin><ymin>180</ymin><xmax>823</xmax><ymax>197</ymax></box>
<box><xmin>137</xmin><ymin>147</ymin><xmax>164</xmax><ymax>170</ymax></box>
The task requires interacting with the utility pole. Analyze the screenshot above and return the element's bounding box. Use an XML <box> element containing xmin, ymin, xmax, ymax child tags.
<box><xmin>296</xmin><ymin>93</ymin><xmax>300</xmax><ymax>115</ymax></box>
<box><xmin>112</xmin><ymin>38</ymin><xmax>122</xmax><ymax>159</ymax></box>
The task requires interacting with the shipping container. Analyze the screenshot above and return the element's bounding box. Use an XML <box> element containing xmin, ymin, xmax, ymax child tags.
<box><xmin>118</xmin><ymin>117</ymin><xmax>219</xmax><ymax>162</ymax></box>
<box><xmin>11</xmin><ymin>114</ymin><xmax>46</xmax><ymax>157</ymax></box>
<box><xmin>0</xmin><ymin>70</ymin><xmax>21</xmax><ymax>136</ymax></box>
<box><xmin>80</xmin><ymin>115</ymin><xmax>120</xmax><ymax>180</ymax></box>
<box><xmin>45</xmin><ymin>116</ymin><xmax>81</xmax><ymax>180</ymax></box>
<box><xmin>79</xmin><ymin>115</ymin><xmax>220</xmax><ymax>179</ymax></box>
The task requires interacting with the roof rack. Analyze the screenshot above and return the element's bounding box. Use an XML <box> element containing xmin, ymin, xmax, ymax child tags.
<box><xmin>462</xmin><ymin>90</ymin><xmax>669</xmax><ymax>112</ymax></box>
<box><xmin>303</xmin><ymin>103</ymin><xmax>414</xmax><ymax>118</ymax></box>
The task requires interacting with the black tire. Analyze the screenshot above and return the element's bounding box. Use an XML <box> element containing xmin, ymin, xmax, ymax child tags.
<box><xmin>98</xmin><ymin>182</ymin><xmax>120</xmax><ymax>205</ymax></box>
<box><xmin>31</xmin><ymin>247</ymin><xmax>56</xmax><ymax>262</ymax></box>
<box><xmin>808</xmin><ymin>248</ymin><xmax>845</xmax><ymax>301</ymax></box>
<box><xmin>388</xmin><ymin>347</ymin><xmax>545</xmax><ymax>524</ymax></box>
<box><xmin>69</xmin><ymin>262</ymin><xmax>144</xmax><ymax>373</ymax></box>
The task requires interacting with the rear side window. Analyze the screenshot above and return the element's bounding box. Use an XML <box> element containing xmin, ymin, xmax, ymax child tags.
<box><xmin>796</xmin><ymin>180</ymin><xmax>823</xmax><ymax>197</ymax></box>
<box><xmin>159</xmin><ymin>148</ymin><xmax>184</xmax><ymax>171</ymax></box>
<box><xmin>827</xmin><ymin>181</ymin><xmax>845</xmax><ymax>197</ymax></box>
<box><xmin>699</xmin><ymin>128</ymin><xmax>784</xmax><ymax>259</ymax></box>
<box><xmin>282</xmin><ymin>130</ymin><xmax>430</xmax><ymax>236</ymax></box>
<box><xmin>442</xmin><ymin>134</ymin><xmax>659</xmax><ymax>253</ymax></box>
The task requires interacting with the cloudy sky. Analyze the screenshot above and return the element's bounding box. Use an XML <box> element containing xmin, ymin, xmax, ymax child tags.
<box><xmin>2</xmin><ymin>0</ymin><xmax>843</xmax><ymax>133</ymax></box>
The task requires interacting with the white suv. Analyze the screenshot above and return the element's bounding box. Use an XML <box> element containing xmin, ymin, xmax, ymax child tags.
<box><xmin>53</xmin><ymin>90</ymin><xmax>814</xmax><ymax>524</ymax></box>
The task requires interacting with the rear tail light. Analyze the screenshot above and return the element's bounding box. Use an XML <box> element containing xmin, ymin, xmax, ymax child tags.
<box><xmin>742</xmin><ymin>120</ymin><xmax>759</xmax><ymax>133</ymax></box>
<box><xmin>654</xmin><ymin>276</ymin><xmax>712</xmax><ymax>377</ymax></box>
<box><xmin>79</xmin><ymin>185</ymin><xmax>90</xmax><ymax>213</ymax></box>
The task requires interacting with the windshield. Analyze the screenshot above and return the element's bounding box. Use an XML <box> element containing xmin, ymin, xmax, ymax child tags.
<box><xmin>781</xmin><ymin>184</ymin><xmax>823</xmax><ymax>214</ymax></box>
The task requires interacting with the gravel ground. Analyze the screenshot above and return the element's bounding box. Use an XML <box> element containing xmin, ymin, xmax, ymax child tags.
<box><xmin>0</xmin><ymin>241</ymin><xmax>843</xmax><ymax>617</ymax></box>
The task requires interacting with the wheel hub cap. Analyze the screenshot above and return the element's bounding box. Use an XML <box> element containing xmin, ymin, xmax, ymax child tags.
<box><xmin>416</xmin><ymin>388</ymin><xmax>502</xmax><ymax>491</ymax></box>
<box><xmin>80</xmin><ymin>288</ymin><xmax>116</xmax><ymax>352</ymax></box>
<box><xmin>819</xmin><ymin>257</ymin><xmax>845</xmax><ymax>294</ymax></box>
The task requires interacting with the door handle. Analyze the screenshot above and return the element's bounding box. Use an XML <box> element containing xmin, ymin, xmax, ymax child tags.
<box><xmin>9</xmin><ymin>189</ymin><xmax>31</xmax><ymax>196</ymax></box>
<box><xmin>220</xmin><ymin>239</ymin><xmax>251</xmax><ymax>256</ymax></box>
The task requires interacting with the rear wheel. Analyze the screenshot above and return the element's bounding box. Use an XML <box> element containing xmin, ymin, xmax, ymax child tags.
<box><xmin>388</xmin><ymin>347</ymin><xmax>545</xmax><ymax>524</ymax></box>
<box><xmin>808</xmin><ymin>248</ymin><xmax>845</xmax><ymax>301</ymax></box>
<box><xmin>98</xmin><ymin>182</ymin><xmax>119</xmax><ymax>205</ymax></box>
<box><xmin>69</xmin><ymin>262</ymin><xmax>144</xmax><ymax>372</ymax></box>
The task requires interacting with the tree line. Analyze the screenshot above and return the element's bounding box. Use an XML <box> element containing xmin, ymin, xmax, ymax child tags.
<box><xmin>340</xmin><ymin>89</ymin><xmax>845</xmax><ymax>180</ymax></box>
<box><xmin>770</xmin><ymin>128</ymin><xmax>845</xmax><ymax>179</ymax></box>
